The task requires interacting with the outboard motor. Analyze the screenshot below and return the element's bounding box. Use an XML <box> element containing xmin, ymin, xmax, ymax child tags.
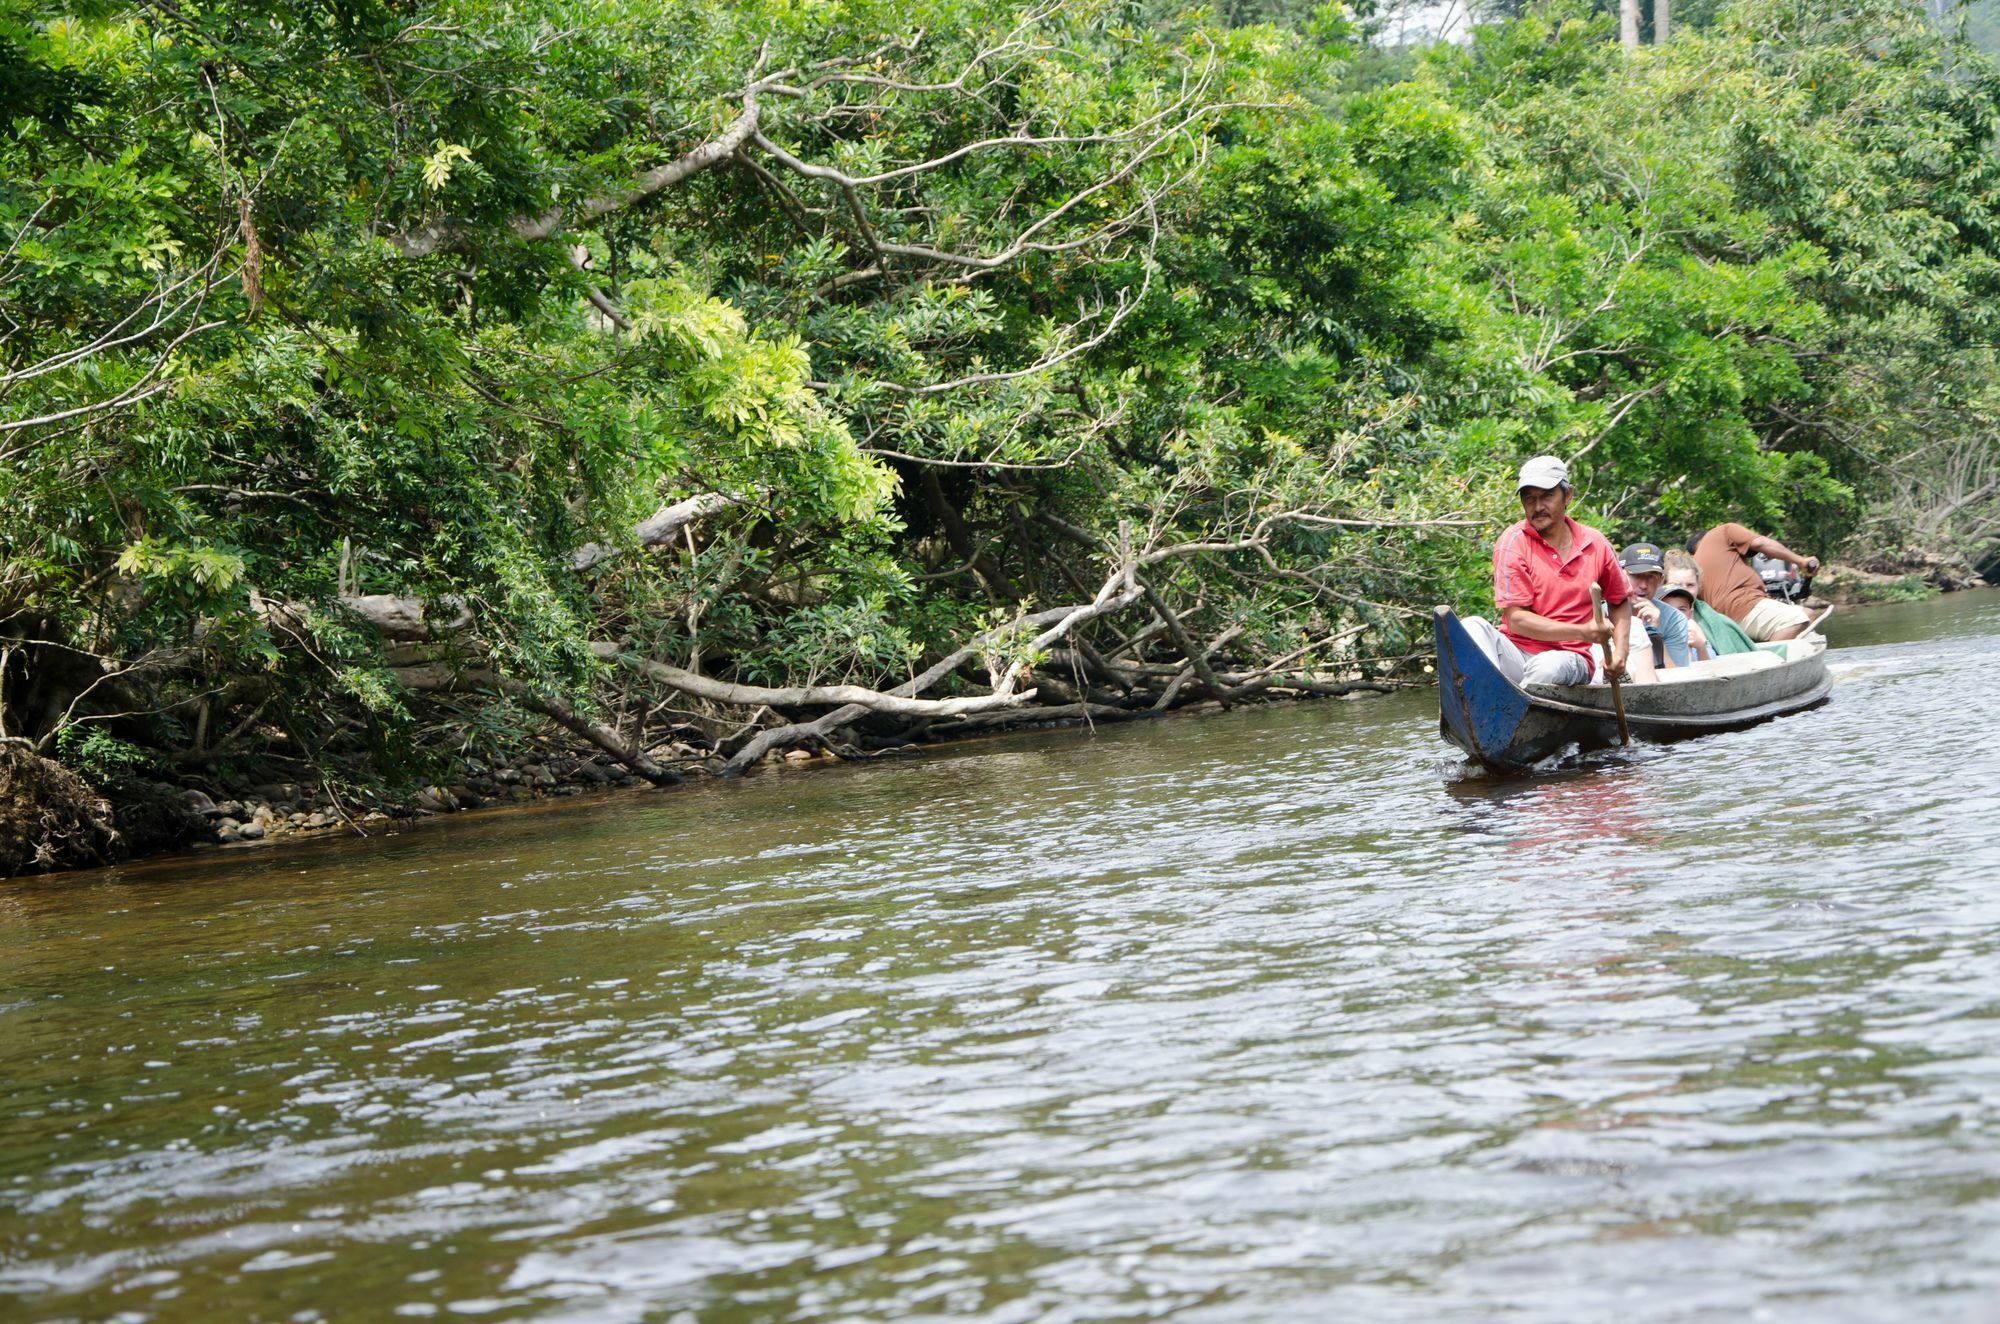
<box><xmin>1751</xmin><ymin>553</ymin><xmax>1811</xmax><ymax>601</ymax></box>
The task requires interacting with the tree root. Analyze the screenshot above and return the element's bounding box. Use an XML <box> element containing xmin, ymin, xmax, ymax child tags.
<box><xmin>0</xmin><ymin>738</ymin><xmax>125</xmax><ymax>876</ymax></box>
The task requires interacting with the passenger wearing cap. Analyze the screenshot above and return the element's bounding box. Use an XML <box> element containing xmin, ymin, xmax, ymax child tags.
<box><xmin>1456</xmin><ymin>455</ymin><xmax>1637</xmax><ymax>688</ymax></box>
<box><xmin>1656</xmin><ymin>579</ymin><xmax>1712</xmax><ymax>662</ymax></box>
<box><xmin>1664</xmin><ymin>548</ymin><xmax>1757</xmax><ymax>656</ymax></box>
<box><xmin>1619</xmin><ymin>541</ymin><xmax>1691</xmax><ymax>670</ymax></box>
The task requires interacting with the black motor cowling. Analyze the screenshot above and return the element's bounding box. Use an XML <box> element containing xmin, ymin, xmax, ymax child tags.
<box><xmin>1750</xmin><ymin>553</ymin><xmax>1811</xmax><ymax>601</ymax></box>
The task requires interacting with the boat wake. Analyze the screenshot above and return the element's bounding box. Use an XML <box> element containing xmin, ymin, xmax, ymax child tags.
<box><xmin>1438</xmin><ymin>739</ymin><xmax>1673</xmax><ymax>784</ymax></box>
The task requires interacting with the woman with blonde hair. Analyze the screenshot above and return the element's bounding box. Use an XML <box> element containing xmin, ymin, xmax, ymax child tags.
<box><xmin>1661</xmin><ymin>549</ymin><xmax>1712</xmax><ymax>659</ymax></box>
<box><xmin>1665</xmin><ymin>546</ymin><xmax>1768</xmax><ymax>655</ymax></box>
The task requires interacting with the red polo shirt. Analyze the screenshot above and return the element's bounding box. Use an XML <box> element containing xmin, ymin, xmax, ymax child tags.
<box><xmin>1493</xmin><ymin>516</ymin><xmax>1631</xmax><ymax>660</ymax></box>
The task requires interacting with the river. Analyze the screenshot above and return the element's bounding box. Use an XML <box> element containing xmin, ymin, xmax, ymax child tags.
<box><xmin>4</xmin><ymin>589</ymin><xmax>2000</xmax><ymax>1322</ymax></box>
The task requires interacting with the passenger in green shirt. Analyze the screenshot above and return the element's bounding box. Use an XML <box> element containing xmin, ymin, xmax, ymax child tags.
<box><xmin>1664</xmin><ymin>548</ymin><xmax>1758</xmax><ymax>656</ymax></box>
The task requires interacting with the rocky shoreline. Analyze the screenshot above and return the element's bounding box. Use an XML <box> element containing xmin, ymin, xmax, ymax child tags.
<box><xmin>1</xmin><ymin>728</ymin><xmax>829</xmax><ymax>877</ymax></box>
<box><xmin>180</xmin><ymin>752</ymin><xmax>695</xmax><ymax>849</ymax></box>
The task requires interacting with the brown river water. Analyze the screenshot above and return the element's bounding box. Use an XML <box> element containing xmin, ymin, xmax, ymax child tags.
<box><xmin>4</xmin><ymin>589</ymin><xmax>2000</xmax><ymax>1322</ymax></box>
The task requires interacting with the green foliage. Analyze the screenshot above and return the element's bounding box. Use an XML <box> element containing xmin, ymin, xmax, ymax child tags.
<box><xmin>1827</xmin><ymin>573</ymin><xmax>1939</xmax><ymax>604</ymax></box>
<box><xmin>55</xmin><ymin>724</ymin><xmax>154</xmax><ymax>784</ymax></box>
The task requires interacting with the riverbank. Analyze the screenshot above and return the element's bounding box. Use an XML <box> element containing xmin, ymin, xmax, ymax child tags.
<box><xmin>8</xmin><ymin>566</ymin><xmax>1990</xmax><ymax>881</ymax></box>
<box><xmin>1</xmin><ymin>677</ymin><xmax>1409</xmax><ymax>879</ymax></box>
<box><xmin>1815</xmin><ymin>549</ymin><xmax>1989</xmax><ymax>604</ymax></box>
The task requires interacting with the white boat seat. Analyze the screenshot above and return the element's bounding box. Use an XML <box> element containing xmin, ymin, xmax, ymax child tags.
<box><xmin>1653</xmin><ymin>650</ymin><xmax>1787</xmax><ymax>682</ymax></box>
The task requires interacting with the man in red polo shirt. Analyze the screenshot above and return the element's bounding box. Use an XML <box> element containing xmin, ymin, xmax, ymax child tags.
<box><xmin>1459</xmin><ymin>455</ymin><xmax>1638</xmax><ymax>687</ymax></box>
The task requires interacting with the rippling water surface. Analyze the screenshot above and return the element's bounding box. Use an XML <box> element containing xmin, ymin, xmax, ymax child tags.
<box><xmin>6</xmin><ymin>590</ymin><xmax>2000</xmax><ymax>1322</ymax></box>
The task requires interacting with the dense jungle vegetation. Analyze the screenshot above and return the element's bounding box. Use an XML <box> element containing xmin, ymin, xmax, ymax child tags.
<box><xmin>4</xmin><ymin>0</ymin><xmax>1999</xmax><ymax>868</ymax></box>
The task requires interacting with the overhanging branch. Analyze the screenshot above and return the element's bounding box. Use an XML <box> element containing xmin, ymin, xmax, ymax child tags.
<box><xmin>388</xmin><ymin>92</ymin><xmax>765</xmax><ymax>257</ymax></box>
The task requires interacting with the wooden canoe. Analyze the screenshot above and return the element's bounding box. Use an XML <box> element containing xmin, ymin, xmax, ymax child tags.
<box><xmin>1432</xmin><ymin>605</ymin><xmax>1832</xmax><ymax>771</ymax></box>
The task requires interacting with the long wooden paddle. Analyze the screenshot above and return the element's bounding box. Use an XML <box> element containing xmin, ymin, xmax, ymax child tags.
<box><xmin>1590</xmin><ymin>584</ymin><xmax>1630</xmax><ymax>746</ymax></box>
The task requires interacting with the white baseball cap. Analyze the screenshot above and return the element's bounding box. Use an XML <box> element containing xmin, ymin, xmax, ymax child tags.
<box><xmin>1517</xmin><ymin>455</ymin><xmax>1570</xmax><ymax>491</ymax></box>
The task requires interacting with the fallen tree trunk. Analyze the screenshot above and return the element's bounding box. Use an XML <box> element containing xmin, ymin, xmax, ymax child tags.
<box><xmin>297</xmin><ymin>513</ymin><xmax>1398</xmax><ymax>799</ymax></box>
<box><xmin>1135</xmin><ymin>573</ymin><xmax>1239</xmax><ymax>707</ymax></box>
<box><xmin>711</xmin><ymin>563</ymin><xmax>1148</xmax><ymax>772</ymax></box>
<box><xmin>596</xmin><ymin>648</ymin><xmax>1038</xmax><ymax>718</ymax></box>
<box><xmin>722</xmin><ymin>703</ymin><xmax>871</xmax><ymax>770</ymax></box>
<box><xmin>587</xmin><ymin>595</ymin><xmax>1149</xmax><ymax>773</ymax></box>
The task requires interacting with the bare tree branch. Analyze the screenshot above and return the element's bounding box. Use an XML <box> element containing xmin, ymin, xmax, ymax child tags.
<box><xmin>393</xmin><ymin>664</ymin><xmax>680</xmax><ymax>783</ymax></box>
<box><xmin>599</xmin><ymin>649</ymin><xmax>1038</xmax><ymax>718</ymax></box>
<box><xmin>387</xmin><ymin>90</ymin><xmax>765</xmax><ymax>257</ymax></box>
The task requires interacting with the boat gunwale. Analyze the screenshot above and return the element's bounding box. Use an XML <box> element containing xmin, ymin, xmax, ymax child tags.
<box><xmin>1518</xmin><ymin>642</ymin><xmax>1830</xmax><ymax>726</ymax></box>
<box><xmin>1531</xmin><ymin>671</ymin><xmax>1833</xmax><ymax>729</ymax></box>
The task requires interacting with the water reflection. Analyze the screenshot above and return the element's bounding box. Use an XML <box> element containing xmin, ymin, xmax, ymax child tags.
<box><xmin>3</xmin><ymin>591</ymin><xmax>2000</xmax><ymax>1322</ymax></box>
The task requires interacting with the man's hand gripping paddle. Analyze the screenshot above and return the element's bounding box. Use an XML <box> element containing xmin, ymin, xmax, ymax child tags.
<box><xmin>1590</xmin><ymin>584</ymin><xmax>1631</xmax><ymax>747</ymax></box>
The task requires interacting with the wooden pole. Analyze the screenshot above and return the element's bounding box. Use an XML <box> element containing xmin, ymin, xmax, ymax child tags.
<box><xmin>1591</xmin><ymin>585</ymin><xmax>1631</xmax><ymax>746</ymax></box>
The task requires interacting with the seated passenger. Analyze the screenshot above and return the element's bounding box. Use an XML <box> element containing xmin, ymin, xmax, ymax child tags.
<box><xmin>1664</xmin><ymin>547</ymin><xmax>1757</xmax><ymax>655</ymax></box>
<box><xmin>1618</xmin><ymin>542</ymin><xmax>1687</xmax><ymax>671</ymax></box>
<box><xmin>1688</xmin><ymin>523</ymin><xmax>1821</xmax><ymax>641</ymax></box>
<box><xmin>1655</xmin><ymin>580</ymin><xmax>1711</xmax><ymax>661</ymax></box>
<box><xmin>1660</xmin><ymin>549</ymin><xmax>1710</xmax><ymax>658</ymax></box>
